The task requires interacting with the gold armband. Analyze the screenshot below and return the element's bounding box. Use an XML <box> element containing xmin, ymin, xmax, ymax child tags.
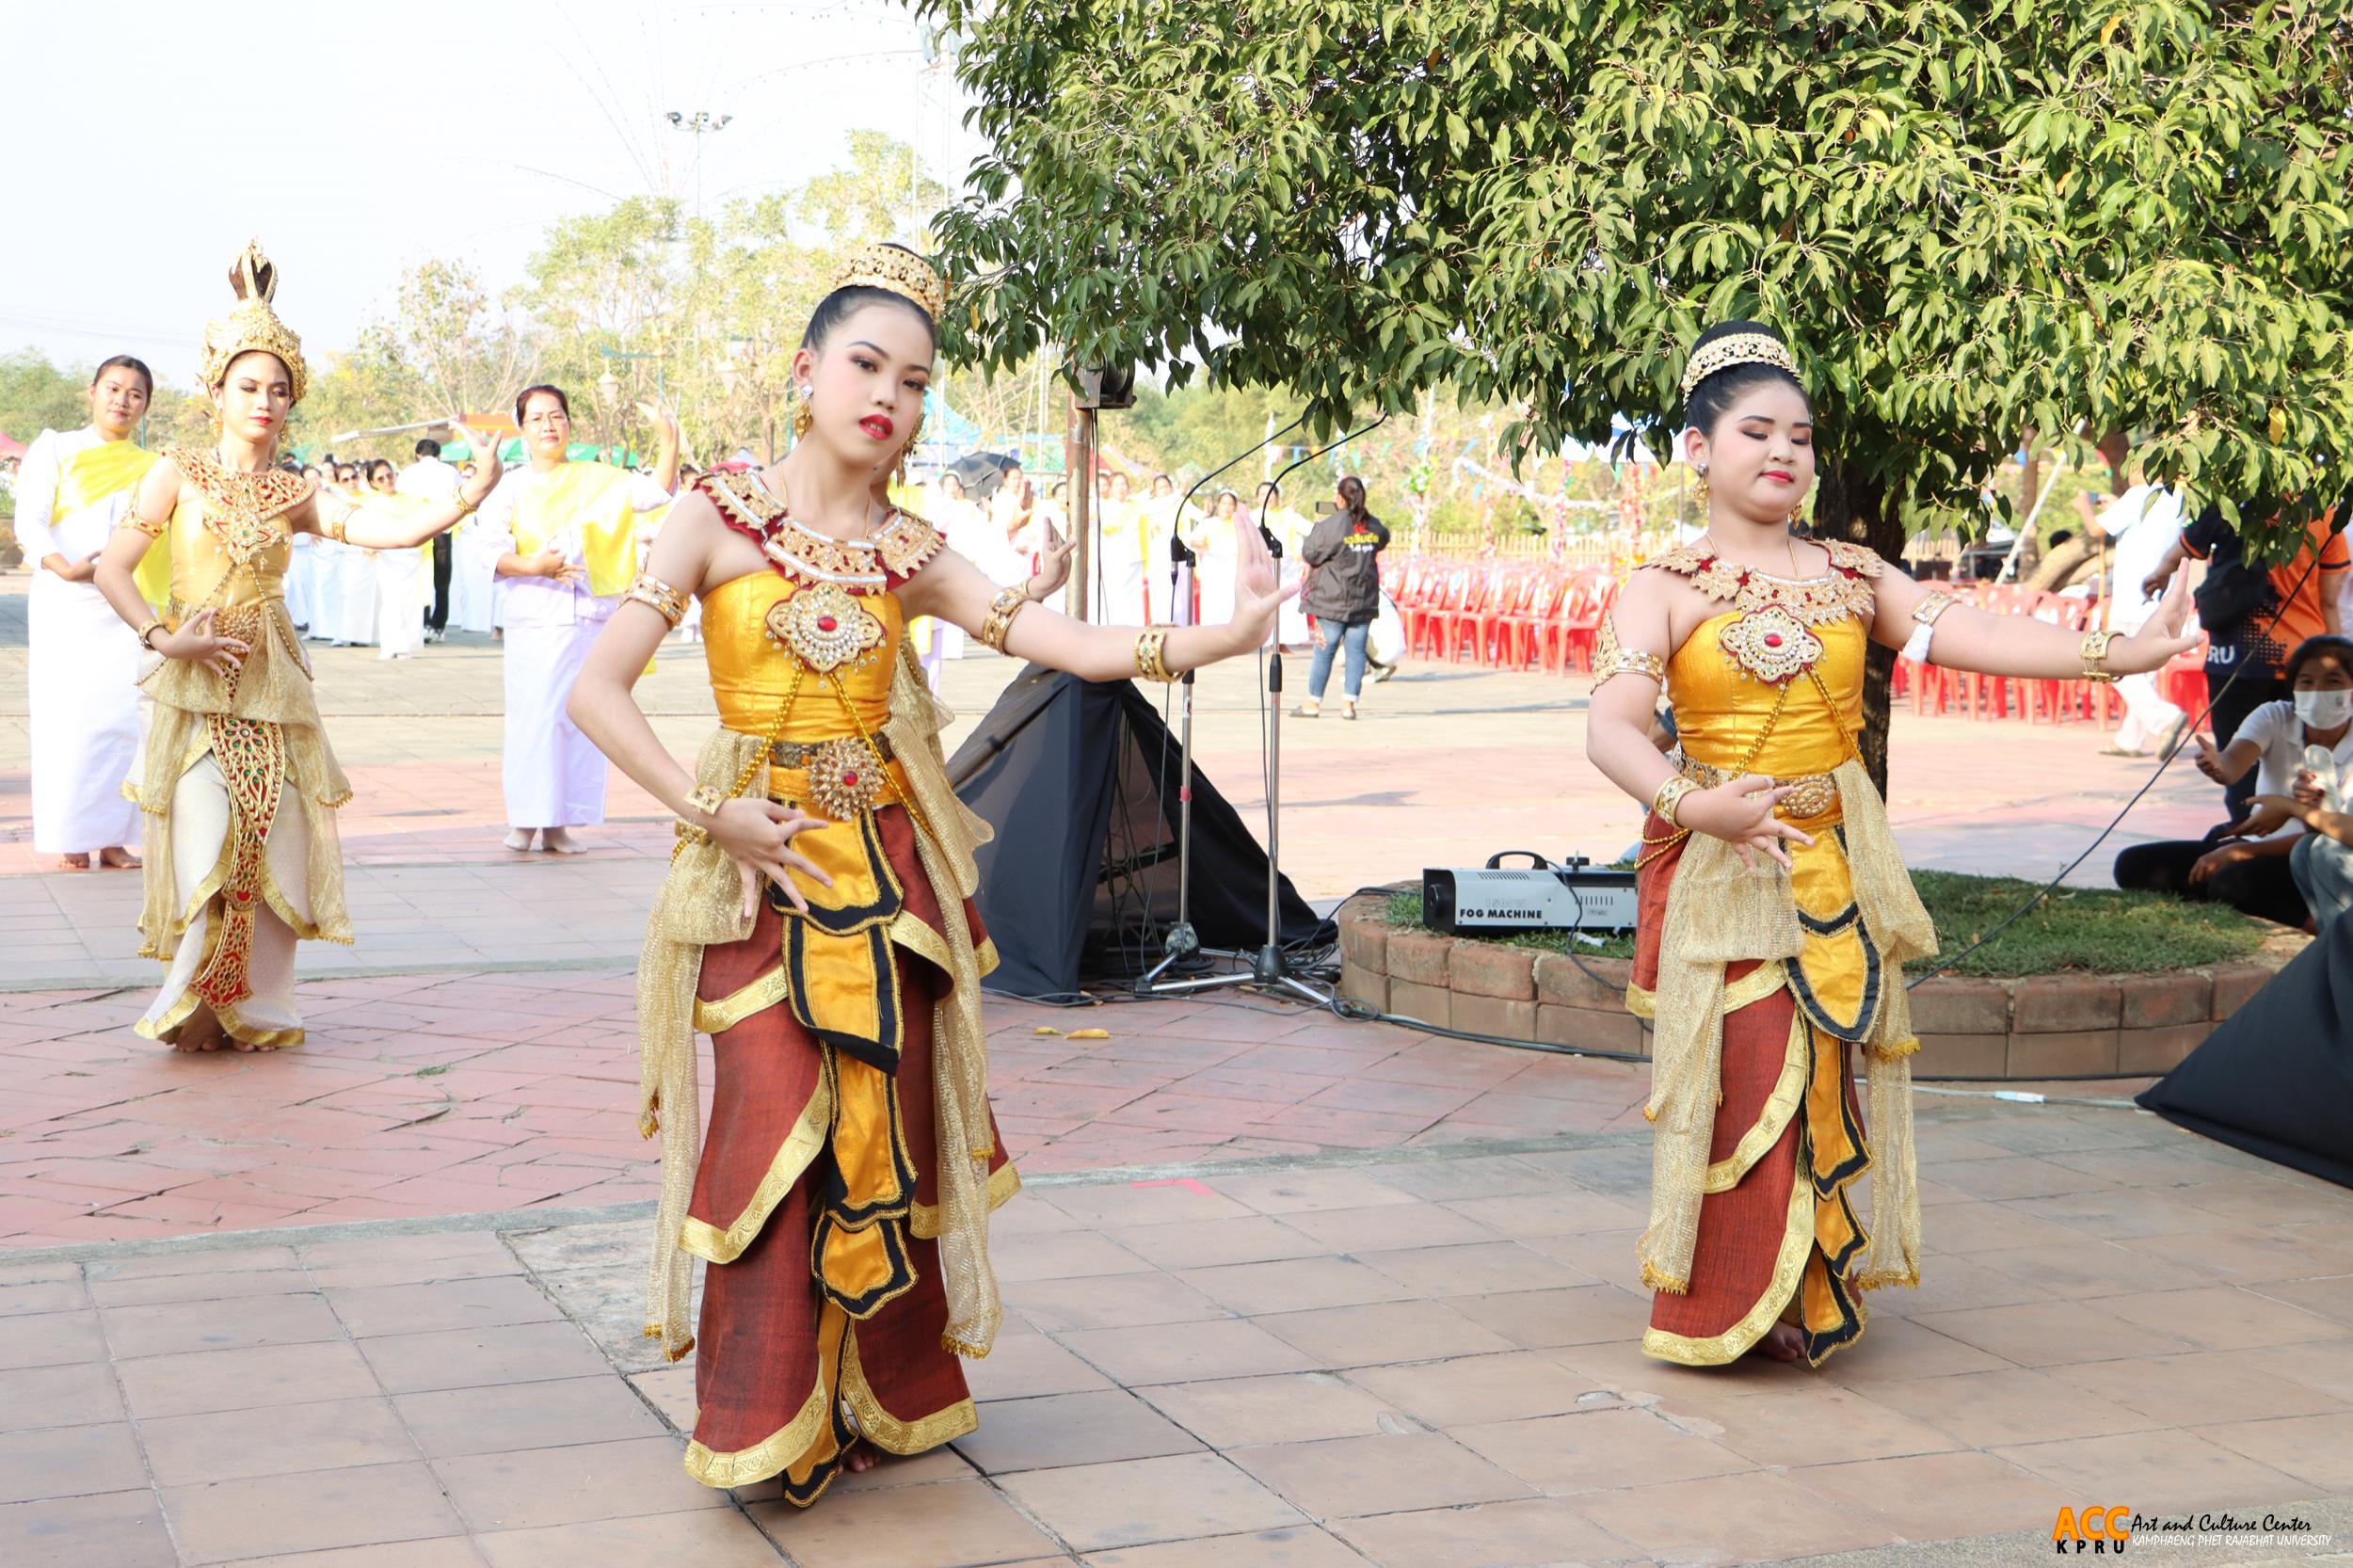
<box><xmin>1134</xmin><ymin>625</ymin><xmax>1178</xmax><ymax>683</ymax></box>
<box><xmin>319</xmin><ymin>513</ymin><xmax>349</xmax><ymax>544</ymax></box>
<box><xmin>675</xmin><ymin>783</ymin><xmax>727</xmax><ymax>848</ymax></box>
<box><xmin>1592</xmin><ymin>616</ymin><xmax>1666</xmax><ymax>688</ymax></box>
<box><xmin>979</xmin><ymin>586</ymin><xmax>1031</xmax><ymax>652</ymax></box>
<box><xmin>1651</xmin><ymin>775</ymin><xmax>1698</xmax><ymax>826</ymax></box>
<box><xmin>125</xmin><ymin>513</ymin><xmax>167</xmax><ymax>540</ymax></box>
<box><xmin>626</xmin><ymin>572</ymin><xmax>689</xmax><ymax>628</ymax></box>
<box><xmin>2080</xmin><ymin>628</ymin><xmax>2119</xmax><ymax>683</ymax></box>
<box><xmin>1912</xmin><ymin>591</ymin><xmax>1957</xmax><ymax>627</ymax></box>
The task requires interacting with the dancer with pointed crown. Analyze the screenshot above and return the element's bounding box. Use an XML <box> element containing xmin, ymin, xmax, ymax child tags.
<box><xmin>567</xmin><ymin>241</ymin><xmax>1294</xmax><ymax>1504</ymax></box>
<box><xmin>1586</xmin><ymin>321</ymin><xmax>2200</xmax><ymax>1366</ymax></box>
<box><xmin>90</xmin><ymin>242</ymin><xmax>503</xmax><ymax>1052</ymax></box>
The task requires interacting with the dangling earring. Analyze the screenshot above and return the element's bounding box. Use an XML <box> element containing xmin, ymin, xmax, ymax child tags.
<box><xmin>792</xmin><ymin>385</ymin><xmax>814</xmax><ymax>442</ymax></box>
<box><xmin>894</xmin><ymin>410</ymin><xmax>925</xmax><ymax>488</ymax></box>
<box><xmin>1692</xmin><ymin>462</ymin><xmax>1710</xmax><ymax>510</ymax></box>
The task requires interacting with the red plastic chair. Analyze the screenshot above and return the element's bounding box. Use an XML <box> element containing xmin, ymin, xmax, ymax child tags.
<box><xmin>1557</xmin><ymin>574</ymin><xmax>1617</xmax><ymax>675</ymax></box>
<box><xmin>1497</xmin><ymin>568</ymin><xmax>1569</xmax><ymax>671</ymax></box>
<box><xmin>1410</xmin><ymin>566</ymin><xmax>1473</xmax><ymax>659</ymax></box>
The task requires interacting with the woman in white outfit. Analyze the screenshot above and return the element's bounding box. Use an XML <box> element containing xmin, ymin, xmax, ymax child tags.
<box><xmin>329</xmin><ymin>463</ymin><xmax>378</xmax><ymax>646</ymax></box>
<box><xmin>15</xmin><ymin>356</ymin><xmax>157</xmax><ymax>871</ymax></box>
<box><xmin>367</xmin><ymin>459</ymin><xmax>428</xmax><ymax>658</ymax></box>
<box><xmin>469</xmin><ymin>385</ymin><xmax>678</xmax><ymax>853</ymax></box>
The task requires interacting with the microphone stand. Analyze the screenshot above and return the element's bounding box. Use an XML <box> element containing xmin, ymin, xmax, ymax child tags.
<box><xmin>1139</xmin><ymin>417</ymin><xmax>1305</xmax><ymax>991</ymax></box>
<box><xmin>1143</xmin><ymin>413</ymin><xmax>1389</xmax><ymax>1004</ymax></box>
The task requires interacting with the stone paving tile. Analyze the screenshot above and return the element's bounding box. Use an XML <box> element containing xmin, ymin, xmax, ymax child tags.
<box><xmin>0</xmin><ymin>1099</ymin><xmax>2347</xmax><ymax>1566</ymax></box>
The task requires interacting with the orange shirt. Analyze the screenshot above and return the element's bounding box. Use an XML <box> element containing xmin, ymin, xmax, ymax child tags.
<box><xmin>2183</xmin><ymin>512</ymin><xmax>2347</xmax><ymax>669</ymax></box>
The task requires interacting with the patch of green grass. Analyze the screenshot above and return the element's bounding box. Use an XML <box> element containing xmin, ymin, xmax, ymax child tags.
<box><xmin>1383</xmin><ymin>867</ymin><xmax>2270</xmax><ymax>979</ymax></box>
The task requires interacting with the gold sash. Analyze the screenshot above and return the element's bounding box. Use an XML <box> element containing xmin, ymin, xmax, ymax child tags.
<box><xmin>54</xmin><ymin>440</ymin><xmax>168</xmax><ymax>606</ymax></box>
<box><xmin>511</xmin><ymin>460</ymin><xmax>648</xmax><ymax>599</ymax></box>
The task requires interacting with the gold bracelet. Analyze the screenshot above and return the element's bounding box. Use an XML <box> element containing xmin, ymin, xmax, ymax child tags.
<box><xmin>979</xmin><ymin>586</ymin><xmax>1031</xmax><ymax>652</ymax></box>
<box><xmin>1912</xmin><ymin>591</ymin><xmax>1957</xmax><ymax>627</ymax></box>
<box><xmin>626</xmin><ymin>572</ymin><xmax>689</xmax><ymax>628</ymax></box>
<box><xmin>675</xmin><ymin>783</ymin><xmax>727</xmax><ymax>847</ymax></box>
<box><xmin>2080</xmin><ymin>628</ymin><xmax>2120</xmax><ymax>684</ymax></box>
<box><xmin>1134</xmin><ymin>624</ymin><xmax>1178</xmax><ymax>683</ymax></box>
<box><xmin>1652</xmin><ymin>776</ymin><xmax>1699</xmax><ymax>826</ymax></box>
<box><xmin>452</xmin><ymin>490</ymin><xmax>481</xmax><ymax>519</ymax></box>
<box><xmin>319</xmin><ymin>512</ymin><xmax>349</xmax><ymax>544</ymax></box>
<box><xmin>135</xmin><ymin>618</ymin><xmax>165</xmax><ymax>650</ymax></box>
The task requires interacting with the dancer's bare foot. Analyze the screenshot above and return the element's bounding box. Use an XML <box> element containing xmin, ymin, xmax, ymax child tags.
<box><xmin>504</xmin><ymin>828</ymin><xmax>537</xmax><ymax>852</ymax></box>
<box><xmin>539</xmin><ymin>827</ymin><xmax>586</xmax><ymax>855</ymax></box>
<box><xmin>172</xmin><ymin>1011</ymin><xmax>226</xmax><ymax>1053</ymax></box>
<box><xmin>1749</xmin><ymin>1322</ymin><xmax>1805</xmax><ymax>1364</ymax></box>
<box><xmin>98</xmin><ymin>845</ymin><xmax>141</xmax><ymax>870</ymax></box>
<box><xmin>58</xmin><ymin>854</ymin><xmax>90</xmax><ymax>872</ymax></box>
<box><xmin>842</xmin><ymin>1439</ymin><xmax>881</xmax><ymax>1474</ymax></box>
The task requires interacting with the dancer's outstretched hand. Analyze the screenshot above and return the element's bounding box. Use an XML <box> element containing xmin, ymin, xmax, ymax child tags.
<box><xmin>708</xmin><ymin>797</ymin><xmax>833</xmax><ymax>918</ymax></box>
<box><xmin>1225</xmin><ymin>523</ymin><xmax>1300</xmax><ymax>651</ymax></box>
<box><xmin>451</xmin><ymin>419</ymin><xmax>503</xmax><ymax>497</ymax></box>
<box><xmin>1027</xmin><ymin>517</ymin><xmax>1078</xmax><ymax>600</ymax></box>
<box><xmin>1677</xmin><ymin>775</ymin><xmax>1817</xmax><ymax>872</ymax></box>
<box><xmin>2110</xmin><ymin>566</ymin><xmax>2200</xmax><ymax>674</ymax></box>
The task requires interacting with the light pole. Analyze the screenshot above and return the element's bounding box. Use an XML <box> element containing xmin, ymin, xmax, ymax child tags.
<box><xmin>664</xmin><ymin>109</ymin><xmax>732</xmax><ymax>223</ymax></box>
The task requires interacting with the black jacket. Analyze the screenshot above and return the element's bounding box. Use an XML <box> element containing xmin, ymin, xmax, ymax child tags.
<box><xmin>1301</xmin><ymin>510</ymin><xmax>1389</xmax><ymax>622</ymax></box>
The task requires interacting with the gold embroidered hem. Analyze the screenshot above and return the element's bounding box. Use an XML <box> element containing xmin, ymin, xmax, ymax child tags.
<box><xmin>1625</xmin><ymin>961</ymin><xmax>1784</xmax><ymax>1021</ymax></box>
<box><xmin>1642</xmin><ymin>1168</ymin><xmax>1817</xmax><ymax>1366</ymax></box>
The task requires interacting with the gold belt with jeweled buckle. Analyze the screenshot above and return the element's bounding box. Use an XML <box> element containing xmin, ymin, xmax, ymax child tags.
<box><xmin>770</xmin><ymin>734</ymin><xmax>893</xmax><ymax>769</ymax></box>
<box><xmin>768</xmin><ymin>734</ymin><xmax>895</xmax><ymax>818</ymax></box>
<box><xmin>1674</xmin><ymin>750</ymin><xmax>1840</xmax><ymax>820</ymax></box>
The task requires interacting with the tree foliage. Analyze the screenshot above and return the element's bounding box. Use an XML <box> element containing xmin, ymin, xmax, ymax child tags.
<box><xmin>922</xmin><ymin>0</ymin><xmax>2353</xmax><ymax>565</ymax></box>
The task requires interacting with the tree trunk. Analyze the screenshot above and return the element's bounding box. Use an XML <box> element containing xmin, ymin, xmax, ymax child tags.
<box><xmin>1813</xmin><ymin>456</ymin><xmax>1900</xmax><ymax>796</ymax></box>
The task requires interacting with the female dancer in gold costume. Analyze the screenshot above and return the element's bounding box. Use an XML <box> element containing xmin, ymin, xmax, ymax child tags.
<box><xmin>568</xmin><ymin>244</ymin><xmax>1290</xmax><ymax>1503</ymax></box>
<box><xmin>91</xmin><ymin>243</ymin><xmax>500</xmax><ymax>1052</ymax></box>
<box><xmin>1585</xmin><ymin>323</ymin><xmax>2197</xmax><ymax>1366</ymax></box>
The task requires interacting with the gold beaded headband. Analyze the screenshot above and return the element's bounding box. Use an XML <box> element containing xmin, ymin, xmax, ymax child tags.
<box><xmin>1678</xmin><ymin>332</ymin><xmax>1797</xmax><ymax>399</ymax></box>
<box><xmin>199</xmin><ymin>238</ymin><xmax>309</xmax><ymax>405</ymax></box>
<box><xmin>834</xmin><ymin>242</ymin><xmax>949</xmax><ymax>321</ymax></box>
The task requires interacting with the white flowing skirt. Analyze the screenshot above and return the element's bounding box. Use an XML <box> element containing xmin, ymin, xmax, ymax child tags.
<box><xmin>376</xmin><ymin>550</ymin><xmax>427</xmax><ymax>657</ymax></box>
<box><xmin>27</xmin><ymin>574</ymin><xmax>142</xmax><ymax>854</ymax></box>
<box><xmin>284</xmin><ymin>545</ymin><xmax>316</xmax><ymax>630</ymax></box>
<box><xmin>334</xmin><ymin>549</ymin><xmax>378</xmax><ymax>645</ymax></box>
<box><xmin>502</xmin><ymin>621</ymin><xmax>608</xmax><ymax>828</ymax></box>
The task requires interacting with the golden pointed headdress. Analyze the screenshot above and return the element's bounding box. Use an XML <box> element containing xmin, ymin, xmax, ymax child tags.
<box><xmin>833</xmin><ymin>242</ymin><xmax>948</xmax><ymax>321</ymax></box>
<box><xmin>199</xmin><ymin>239</ymin><xmax>309</xmax><ymax>404</ymax></box>
<box><xmin>1678</xmin><ymin>331</ymin><xmax>1798</xmax><ymax>399</ymax></box>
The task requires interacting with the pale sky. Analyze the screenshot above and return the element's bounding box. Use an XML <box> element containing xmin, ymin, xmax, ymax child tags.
<box><xmin>0</xmin><ymin>0</ymin><xmax>978</xmax><ymax>385</ymax></box>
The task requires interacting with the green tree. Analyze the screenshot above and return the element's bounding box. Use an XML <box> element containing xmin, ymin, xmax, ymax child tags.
<box><xmin>0</xmin><ymin>350</ymin><xmax>93</xmax><ymax>448</ymax></box>
<box><xmin>920</xmin><ymin>0</ymin><xmax>2353</xmax><ymax>782</ymax></box>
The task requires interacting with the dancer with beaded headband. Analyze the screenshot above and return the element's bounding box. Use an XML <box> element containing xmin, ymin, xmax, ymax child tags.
<box><xmin>90</xmin><ymin>242</ymin><xmax>502</xmax><ymax>1052</ymax></box>
<box><xmin>1585</xmin><ymin>322</ymin><xmax>2198</xmax><ymax>1366</ymax></box>
<box><xmin>567</xmin><ymin>242</ymin><xmax>1292</xmax><ymax>1502</ymax></box>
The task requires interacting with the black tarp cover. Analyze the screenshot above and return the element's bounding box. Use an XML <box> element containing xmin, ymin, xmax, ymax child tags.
<box><xmin>2137</xmin><ymin>915</ymin><xmax>2353</xmax><ymax>1190</ymax></box>
<box><xmin>946</xmin><ymin>665</ymin><xmax>1326</xmax><ymax>996</ymax></box>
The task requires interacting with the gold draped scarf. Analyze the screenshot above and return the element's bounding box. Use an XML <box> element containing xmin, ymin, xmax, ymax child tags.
<box><xmin>638</xmin><ymin>642</ymin><xmax>1001</xmax><ymax>1363</ymax></box>
<box><xmin>1639</xmin><ymin>758</ymin><xmax>1933</xmax><ymax>1297</ymax></box>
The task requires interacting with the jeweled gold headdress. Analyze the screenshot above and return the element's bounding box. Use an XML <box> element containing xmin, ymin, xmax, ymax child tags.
<box><xmin>833</xmin><ymin>242</ymin><xmax>948</xmax><ymax>321</ymax></box>
<box><xmin>1678</xmin><ymin>331</ymin><xmax>1797</xmax><ymax>399</ymax></box>
<box><xmin>199</xmin><ymin>239</ymin><xmax>309</xmax><ymax>404</ymax></box>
